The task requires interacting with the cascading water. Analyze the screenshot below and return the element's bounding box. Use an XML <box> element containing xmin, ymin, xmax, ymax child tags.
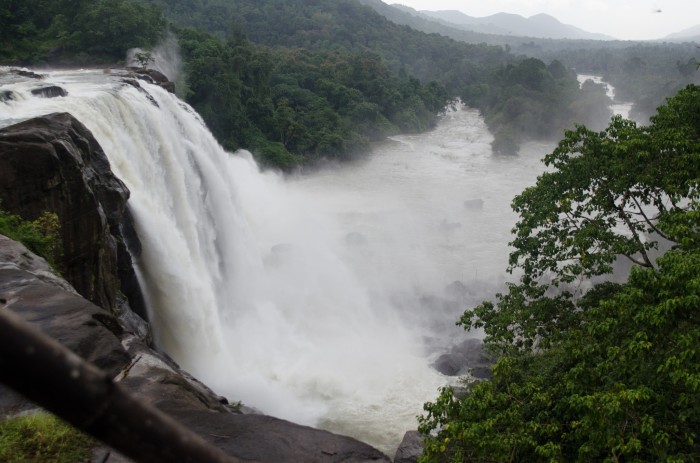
<box><xmin>0</xmin><ymin>68</ymin><xmax>550</xmax><ymax>454</ymax></box>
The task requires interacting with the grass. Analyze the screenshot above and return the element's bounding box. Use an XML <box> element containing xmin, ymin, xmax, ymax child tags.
<box><xmin>0</xmin><ymin>412</ymin><xmax>95</xmax><ymax>463</ymax></box>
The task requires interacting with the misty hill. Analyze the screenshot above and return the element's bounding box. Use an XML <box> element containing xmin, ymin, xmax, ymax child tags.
<box><xmin>414</xmin><ymin>9</ymin><xmax>613</xmax><ymax>40</ymax></box>
<box><xmin>360</xmin><ymin>0</ymin><xmax>628</xmax><ymax>50</ymax></box>
<box><xmin>664</xmin><ymin>24</ymin><xmax>700</xmax><ymax>42</ymax></box>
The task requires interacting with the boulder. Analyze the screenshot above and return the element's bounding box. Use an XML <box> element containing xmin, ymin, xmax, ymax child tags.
<box><xmin>30</xmin><ymin>85</ymin><xmax>68</xmax><ymax>98</ymax></box>
<box><xmin>432</xmin><ymin>338</ymin><xmax>494</xmax><ymax>379</ymax></box>
<box><xmin>393</xmin><ymin>431</ymin><xmax>423</xmax><ymax>463</ymax></box>
<box><xmin>0</xmin><ymin>113</ymin><xmax>146</xmax><ymax>319</ymax></box>
<box><xmin>128</xmin><ymin>68</ymin><xmax>176</xmax><ymax>94</ymax></box>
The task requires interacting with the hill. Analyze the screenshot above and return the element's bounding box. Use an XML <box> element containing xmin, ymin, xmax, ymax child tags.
<box><xmin>664</xmin><ymin>23</ymin><xmax>700</xmax><ymax>41</ymax></box>
<box><xmin>417</xmin><ymin>10</ymin><xmax>614</xmax><ymax>40</ymax></box>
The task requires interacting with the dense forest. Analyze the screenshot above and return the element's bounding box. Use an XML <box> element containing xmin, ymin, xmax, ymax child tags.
<box><xmin>1</xmin><ymin>0</ymin><xmax>616</xmax><ymax>163</ymax></box>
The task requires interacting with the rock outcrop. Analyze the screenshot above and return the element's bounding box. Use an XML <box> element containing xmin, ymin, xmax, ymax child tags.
<box><xmin>431</xmin><ymin>338</ymin><xmax>494</xmax><ymax>379</ymax></box>
<box><xmin>0</xmin><ymin>113</ymin><xmax>146</xmax><ymax>319</ymax></box>
<box><xmin>393</xmin><ymin>431</ymin><xmax>423</xmax><ymax>463</ymax></box>
<box><xmin>128</xmin><ymin>67</ymin><xmax>176</xmax><ymax>94</ymax></box>
<box><xmin>0</xmin><ymin>235</ymin><xmax>390</xmax><ymax>462</ymax></box>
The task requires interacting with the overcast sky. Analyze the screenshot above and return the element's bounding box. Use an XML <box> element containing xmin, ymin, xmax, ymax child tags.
<box><xmin>390</xmin><ymin>0</ymin><xmax>700</xmax><ymax>40</ymax></box>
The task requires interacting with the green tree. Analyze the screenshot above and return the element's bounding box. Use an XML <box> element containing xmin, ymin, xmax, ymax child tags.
<box><xmin>419</xmin><ymin>85</ymin><xmax>700</xmax><ymax>462</ymax></box>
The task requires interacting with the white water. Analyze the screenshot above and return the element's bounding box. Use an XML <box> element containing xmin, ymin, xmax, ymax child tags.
<box><xmin>0</xmin><ymin>69</ymin><xmax>552</xmax><ymax>454</ymax></box>
<box><xmin>578</xmin><ymin>74</ymin><xmax>633</xmax><ymax>119</ymax></box>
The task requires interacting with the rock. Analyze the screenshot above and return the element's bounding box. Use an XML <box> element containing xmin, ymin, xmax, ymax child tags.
<box><xmin>0</xmin><ymin>267</ymin><xmax>131</xmax><ymax>378</ymax></box>
<box><xmin>432</xmin><ymin>338</ymin><xmax>494</xmax><ymax>379</ymax></box>
<box><xmin>14</xmin><ymin>69</ymin><xmax>45</xmax><ymax>79</ymax></box>
<box><xmin>1</xmin><ymin>90</ymin><xmax>15</xmax><ymax>102</ymax></box>
<box><xmin>30</xmin><ymin>85</ymin><xmax>68</xmax><ymax>98</ymax></box>
<box><xmin>128</xmin><ymin>68</ymin><xmax>176</xmax><ymax>94</ymax></box>
<box><xmin>0</xmin><ymin>113</ymin><xmax>146</xmax><ymax>320</ymax></box>
<box><xmin>0</xmin><ymin>234</ymin><xmax>76</xmax><ymax>294</ymax></box>
<box><xmin>0</xmin><ymin>236</ymin><xmax>392</xmax><ymax>462</ymax></box>
<box><xmin>393</xmin><ymin>431</ymin><xmax>423</xmax><ymax>463</ymax></box>
<box><xmin>172</xmin><ymin>411</ymin><xmax>391</xmax><ymax>463</ymax></box>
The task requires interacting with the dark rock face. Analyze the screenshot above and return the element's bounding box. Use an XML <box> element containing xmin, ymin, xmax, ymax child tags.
<box><xmin>432</xmin><ymin>338</ymin><xmax>494</xmax><ymax>379</ymax></box>
<box><xmin>0</xmin><ymin>236</ymin><xmax>391</xmax><ymax>462</ymax></box>
<box><xmin>30</xmin><ymin>85</ymin><xmax>68</xmax><ymax>98</ymax></box>
<box><xmin>0</xmin><ymin>90</ymin><xmax>15</xmax><ymax>102</ymax></box>
<box><xmin>0</xmin><ymin>266</ymin><xmax>132</xmax><ymax>376</ymax></box>
<box><xmin>128</xmin><ymin>68</ymin><xmax>176</xmax><ymax>94</ymax></box>
<box><xmin>393</xmin><ymin>431</ymin><xmax>423</xmax><ymax>463</ymax></box>
<box><xmin>0</xmin><ymin>113</ymin><xmax>146</xmax><ymax>319</ymax></box>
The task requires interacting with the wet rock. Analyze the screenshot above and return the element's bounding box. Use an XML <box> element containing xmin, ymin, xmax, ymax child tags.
<box><xmin>393</xmin><ymin>431</ymin><xmax>423</xmax><ymax>463</ymax></box>
<box><xmin>128</xmin><ymin>68</ymin><xmax>176</xmax><ymax>94</ymax></box>
<box><xmin>30</xmin><ymin>85</ymin><xmax>68</xmax><ymax>98</ymax></box>
<box><xmin>0</xmin><ymin>90</ymin><xmax>15</xmax><ymax>102</ymax></box>
<box><xmin>432</xmin><ymin>338</ymin><xmax>494</xmax><ymax>379</ymax></box>
<box><xmin>14</xmin><ymin>69</ymin><xmax>44</xmax><ymax>79</ymax></box>
<box><xmin>0</xmin><ymin>113</ymin><xmax>146</xmax><ymax>319</ymax></box>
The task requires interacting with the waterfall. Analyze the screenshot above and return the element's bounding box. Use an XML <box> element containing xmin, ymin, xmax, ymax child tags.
<box><xmin>0</xmin><ymin>69</ymin><xmax>452</xmax><ymax>454</ymax></box>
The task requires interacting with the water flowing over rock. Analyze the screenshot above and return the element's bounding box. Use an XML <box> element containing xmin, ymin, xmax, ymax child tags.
<box><xmin>0</xmin><ymin>235</ymin><xmax>390</xmax><ymax>461</ymax></box>
<box><xmin>0</xmin><ymin>112</ymin><xmax>146</xmax><ymax>319</ymax></box>
<box><xmin>30</xmin><ymin>85</ymin><xmax>68</xmax><ymax>98</ymax></box>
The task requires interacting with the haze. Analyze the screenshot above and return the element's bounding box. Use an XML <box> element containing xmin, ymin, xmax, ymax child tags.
<box><xmin>392</xmin><ymin>0</ymin><xmax>700</xmax><ymax>40</ymax></box>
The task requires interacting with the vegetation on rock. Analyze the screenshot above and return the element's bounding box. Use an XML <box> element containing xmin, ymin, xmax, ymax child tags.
<box><xmin>0</xmin><ymin>208</ymin><xmax>62</xmax><ymax>269</ymax></box>
<box><xmin>419</xmin><ymin>85</ymin><xmax>700</xmax><ymax>462</ymax></box>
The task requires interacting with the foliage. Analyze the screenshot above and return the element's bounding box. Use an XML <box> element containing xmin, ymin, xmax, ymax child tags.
<box><xmin>134</xmin><ymin>51</ymin><xmax>155</xmax><ymax>69</ymax></box>
<box><xmin>419</xmin><ymin>86</ymin><xmax>700</xmax><ymax>462</ymax></box>
<box><xmin>464</xmin><ymin>58</ymin><xmax>613</xmax><ymax>155</ymax></box>
<box><xmin>509</xmin><ymin>84</ymin><xmax>700</xmax><ymax>284</ymax></box>
<box><xmin>0</xmin><ymin>413</ymin><xmax>94</xmax><ymax>463</ymax></box>
<box><xmin>178</xmin><ymin>27</ymin><xmax>448</xmax><ymax>167</ymax></box>
<box><xmin>0</xmin><ymin>208</ymin><xmax>62</xmax><ymax>269</ymax></box>
<box><xmin>0</xmin><ymin>0</ymin><xmax>166</xmax><ymax>64</ymax></box>
<box><xmin>535</xmin><ymin>43</ymin><xmax>700</xmax><ymax>123</ymax></box>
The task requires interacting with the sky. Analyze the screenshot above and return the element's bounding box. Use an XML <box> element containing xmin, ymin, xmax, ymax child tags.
<box><xmin>390</xmin><ymin>0</ymin><xmax>700</xmax><ymax>40</ymax></box>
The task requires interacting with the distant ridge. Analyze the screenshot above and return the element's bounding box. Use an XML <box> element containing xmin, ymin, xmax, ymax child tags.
<box><xmin>664</xmin><ymin>24</ymin><xmax>700</xmax><ymax>41</ymax></box>
<box><xmin>415</xmin><ymin>9</ymin><xmax>614</xmax><ymax>40</ymax></box>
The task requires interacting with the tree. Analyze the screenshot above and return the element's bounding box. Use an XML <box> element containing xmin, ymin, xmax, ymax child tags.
<box><xmin>419</xmin><ymin>85</ymin><xmax>700</xmax><ymax>462</ymax></box>
<box><xmin>134</xmin><ymin>51</ymin><xmax>154</xmax><ymax>69</ymax></box>
<box><xmin>510</xmin><ymin>85</ymin><xmax>700</xmax><ymax>286</ymax></box>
